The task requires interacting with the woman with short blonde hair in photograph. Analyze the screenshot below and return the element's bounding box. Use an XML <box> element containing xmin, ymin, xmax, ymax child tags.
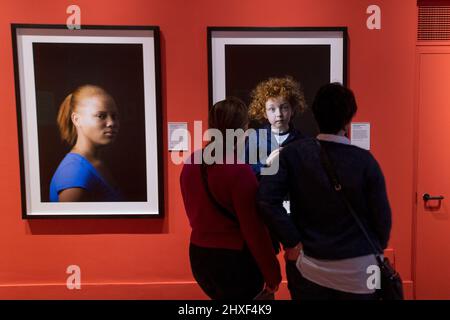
<box><xmin>50</xmin><ymin>84</ymin><xmax>121</xmax><ymax>202</ymax></box>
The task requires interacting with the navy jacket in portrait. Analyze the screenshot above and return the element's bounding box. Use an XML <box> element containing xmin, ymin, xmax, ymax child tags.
<box><xmin>244</xmin><ymin>124</ymin><xmax>303</xmax><ymax>179</ymax></box>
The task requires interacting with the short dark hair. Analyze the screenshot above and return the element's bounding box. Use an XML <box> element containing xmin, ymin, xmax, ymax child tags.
<box><xmin>209</xmin><ymin>97</ymin><xmax>248</xmax><ymax>135</ymax></box>
<box><xmin>312</xmin><ymin>83</ymin><xmax>357</xmax><ymax>134</ymax></box>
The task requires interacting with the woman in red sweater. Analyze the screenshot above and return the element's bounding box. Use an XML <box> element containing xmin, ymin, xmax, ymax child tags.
<box><xmin>180</xmin><ymin>97</ymin><xmax>281</xmax><ymax>300</ymax></box>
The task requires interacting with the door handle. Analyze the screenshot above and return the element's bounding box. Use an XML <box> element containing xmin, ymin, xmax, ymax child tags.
<box><xmin>423</xmin><ymin>193</ymin><xmax>445</xmax><ymax>201</ymax></box>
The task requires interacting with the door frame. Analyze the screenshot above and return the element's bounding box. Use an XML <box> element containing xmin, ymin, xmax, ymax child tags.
<box><xmin>413</xmin><ymin>42</ymin><xmax>450</xmax><ymax>299</ymax></box>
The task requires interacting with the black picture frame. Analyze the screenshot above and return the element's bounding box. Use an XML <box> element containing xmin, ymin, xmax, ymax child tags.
<box><xmin>207</xmin><ymin>26</ymin><xmax>348</xmax><ymax>136</ymax></box>
<box><xmin>11</xmin><ymin>24</ymin><xmax>164</xmax><ymax>219</ymax></box>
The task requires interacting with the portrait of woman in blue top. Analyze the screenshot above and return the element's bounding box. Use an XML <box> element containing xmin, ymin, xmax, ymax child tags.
<box><xmin>49</xmin><ymin>84</ymin><xmax>122</xmax><ymax>202</ymax></box>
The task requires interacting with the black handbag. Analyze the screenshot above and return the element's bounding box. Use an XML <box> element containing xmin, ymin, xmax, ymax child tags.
<box><xmin>317</xmin><ymin>140</ymin><xmax>404</xmax><ymax>300</ymax></box>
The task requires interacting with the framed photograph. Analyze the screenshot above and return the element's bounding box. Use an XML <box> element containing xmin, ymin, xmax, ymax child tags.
<box><xmin>12</xmin><ymin>24</ymin><xmax>163</xmax><ymax>218</ymax></box>
<box><xmin>208</xmin><ymin>27</ymin><xmax>347</xmax><ymax>136</ymax></box>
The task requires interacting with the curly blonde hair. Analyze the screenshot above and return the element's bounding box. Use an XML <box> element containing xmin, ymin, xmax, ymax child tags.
<box><xmin>248</xmin><ymin>76</ymin><xmax>306</xmax><ymax>123</ymax></box>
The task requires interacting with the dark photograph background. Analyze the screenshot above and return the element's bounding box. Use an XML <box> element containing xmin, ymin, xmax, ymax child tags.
<box><xmin>225</xmin><ymin>44</ymin><xmax>331</xmax><ymax>137</ymax></box>
<box><xmin>33</xmin><ymin>43</ymin><xmax>147</xmax><ymax>202</ymax></box>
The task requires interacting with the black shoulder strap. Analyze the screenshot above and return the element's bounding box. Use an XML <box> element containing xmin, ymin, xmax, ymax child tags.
<box><xmin>316</xmin><ymin>139</ymin><xmax>383</xmax><ymax>261</ymax></box>
<box><xmin>200</xmin><ymin>162</ymin><xmax>239</xmax><ymax>224</ymax></box>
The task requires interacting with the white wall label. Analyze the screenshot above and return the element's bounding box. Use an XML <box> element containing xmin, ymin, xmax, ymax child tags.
<box><xmin>168</xmin><ymin>122</ymin><xmax>189</xmax><ymax>151</ymax></box>
<box><xmin>351</xmin><ymin>122</ymin><xmax>371</xmax><ymax>150</ymax></box>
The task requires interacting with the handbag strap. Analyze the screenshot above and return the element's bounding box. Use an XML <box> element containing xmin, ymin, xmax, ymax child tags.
<box><xmin>316</xmin><ymin>140</ymin><xmax>384</xmax><ymax>264</ymax></box>
<box><xmin>200</xmin><ymin>162</ymin><xmax>239</xmax><ymax>224</ymax></box>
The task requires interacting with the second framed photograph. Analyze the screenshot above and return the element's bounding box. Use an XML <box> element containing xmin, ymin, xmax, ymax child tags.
<box><xmin>208</xmin><ymin>27</ymin><xmax>347</xmax><ymax>136</ymax></box>
<box><xmin>12</xmin><ymin>24</ymin><xmax>163</xmax><ymax>218</ymax></box>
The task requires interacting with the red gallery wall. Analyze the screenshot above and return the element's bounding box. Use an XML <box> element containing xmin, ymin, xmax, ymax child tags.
<box><xmin>0</xmin><ymin>0</ymin><xmax>417</xmax><ymax>299</ymax></box>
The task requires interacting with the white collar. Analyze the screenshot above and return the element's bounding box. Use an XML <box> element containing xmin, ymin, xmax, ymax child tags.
<box><xmin>316</xmin><ymin>132</ymin><xmax>351</xmax><ymax>145</ymax></box>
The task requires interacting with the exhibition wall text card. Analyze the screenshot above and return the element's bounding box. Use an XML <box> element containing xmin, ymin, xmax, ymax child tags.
<box><xmin>351</xmin><ymin>122</ymin><xmax>370</xmax><ymax>150</ymax></box>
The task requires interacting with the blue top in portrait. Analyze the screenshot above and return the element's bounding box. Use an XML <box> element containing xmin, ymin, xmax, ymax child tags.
<box><xmin>49</xmin><ymin>153</ymin><xmax>122</xmax><ymax>202</ymax></box>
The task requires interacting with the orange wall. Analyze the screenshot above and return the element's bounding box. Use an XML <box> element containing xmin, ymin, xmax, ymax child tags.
<box><xmin>0</xmin><ymin>0</ymin><xmax>417</xmax><ymax>299</ymax></box>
